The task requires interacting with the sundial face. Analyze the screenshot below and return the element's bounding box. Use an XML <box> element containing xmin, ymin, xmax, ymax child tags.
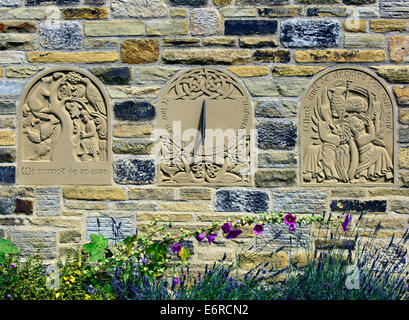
<box><xmin>17</xmin><ymin>67</ymin><xmax>112</xmax><ymax>185</ymax></box>
<box><xmin>301</xmin><ymin>66</ymin><xmax>396</xmax><ymax>186</ymax></box>
<box><xmin>158</xmin><ymin>67</ymin><xmax>253</xmax><ymax>185</ymax></box>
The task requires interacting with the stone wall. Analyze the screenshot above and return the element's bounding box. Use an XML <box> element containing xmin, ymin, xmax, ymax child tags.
<box><xmin>0</xmin><ymin>0</ymin><xmax>409</xmax><ymax>271</ymax></box>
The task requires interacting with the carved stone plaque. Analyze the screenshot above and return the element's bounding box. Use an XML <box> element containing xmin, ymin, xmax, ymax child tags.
<box><xmin>301</xmin><ymin>67</ymin><xmax>396</xmax><ymax>186</ymax></box>
<box><xmin>158</xmin><ymin>67</ymin><xmax>253</xmax><ymax>185</ymax></box>
<box><xmin>18</xmin><ymin>67</ymin><xmax>112</xmax><ymax>185</ymax></box>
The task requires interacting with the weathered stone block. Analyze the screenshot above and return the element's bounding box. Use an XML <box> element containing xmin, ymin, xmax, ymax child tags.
<box><xmin>372</xmin><ymin>66</ymin><xmax>409</xmax><ymax>83</ymax></box>
<box><xmin>26</xmin><ymin>0</ymin><xmax>79</xmax><ymax>5</ymax></box>
<box><xmin>271</xmin><ymin>66</ymin><xmax>325</xmax><ymax>77</ymax></box>
<box><xmin>8</xmin><ymin>230</ymin><xmax>57</xmax><ymax>259</ymax></box>
<box><xmin>227</xmin><ymin>66</ymin><xmax>269</xmax><ymax>77</ymax></box>
<box><xmin>343</xmin><ymin>20</ymin><xmax>366</xmax><ymax>32</ymax></box>
<box><xmin>220</xmin><ymin>7</ymin><xmax>256</xmax><ymax>17</ymax></box>
<box><xmin>39</xmin><ymin>22</ymin><xmax>82</xmax><ymax>50</ymax></box>
<box><xmin>258</xmin><ymin>7</ymin><xmax>303</xmax><ymax>17</ymax></box>
<box><xmin>89</xmin><ymin>67</ymin><xmax>131</xmax><ymax>85</ymax></box>
<box><xmin>108</xmin><ymin>86</ymin><xmax>161</xmax><ymax>99</ymax></box>
<box><xmin>0</xmin><ymin>21</ymin><xmax>36</xmax><ymax>33</ymax></box>
<box><xmin>239</xmin><ymin>37</ymin><xmax>278</xmax><ymax>48</ymax></box>
<box><xmin>215</xmin><ymin>189</ymin><xmax>269</xmax><ymax>212</ymax></box>
<box><xmin>345</xmin><ymin>34</ymin><xmax>385</xmax><ymax>48</ymax></box>
<box><xmin>15</xmin><ymin>198</ymin><xmax>33</xmax><ymax>214</ymax></box>
<box><xmin>129</xmin><ymin>188</ymin><xmax>175</xmax><ymax>200</ymax></box>
<box><xmin>114</xmin><ymin>159</ymin><xmax>155</xmax><ymax>184</ymax></box>
<box><xmin>0</xmin><ymin>34</ymin><xmax>36</xmax><ymax>50</ymax></box>
<box><xmin>133</xmin><ymin>66</ymin><xmax>179</xmax><ymax>84</ymax></box>
<box><xmin>253</xmin><ymin>50</ymin><xmax>290</xmax><ymax>63</ymax></box>
<box><xmin>394</xmin><ymin>86</ymin><xmax>409</xmax><ymax>107</ymax></box>
<box><xmin>273</xmin><ymin>190</ymin><xmax>328</xmax><ymax>213</ymax></box>
<box><xmin>389</xmin><ymin>36</ymin><xmax>409</xmax><ymax>63</ymax></box>
<box><xmin>0</xmin><ymin>130</ymin><xmax>15</xmax><ymax>145</ymax></box>
<box><xmin>62</xmin><ymin>7</ymin><xmax>108</xmax><ymax>19</ymax></box>
<box><xmin>84</xmin><ymin>21</ymin><xmax>145</xmax><ymax>36</ymax></box>
<box><xmin>111</xmin><ymin>0</ymin><xmax>168</xmax><ymax>17</ymax></box>
<box><xmin>0</xmin><ymin>166</ymin><xmax>15</xmax><ymax>183</ymax></box>
<box><xmin>35</xmin><ymin>188</ymin><xmax>61</xmax><ymax>216</ymax></box>
<box><xmin>64</xmin><ymin>187</ymin><xmax>126</xmax><ymax>200</ymax></box>
<box><xmin>190</xmin><ymin>8</ymin><xmax>222</xmax><ymax>36</ymax></box>
<box><xmin>114</xmin><ymin>101</ymin><xmax>155</xmax><ymax>121</ymax></box>
<box><xmin>258</xmin><ymin>121</ymin><xmax>297</xmax><ymax>150</ymax></box>
<box><xmin>121</xmin><ymin>39</ymin><xmax>159</xmax><ymax>64</ymax></box>
<box><xmin>162</xmin><ymin>37</ymin><xmax>201</xmax><ymax>47</ymax></box>
<box><xmin>84</xmin><ymin>39</ymin><xmax>119</xmax><ymax>49</ymax></box>
<box><xmin>169</xmin><ymin>0</ymin><xmax>208</xmax><ymax>5</ymax></box>
<box><xmin>244</xmin><ymin>78</ymin><xmax>309</xmax><ymax>97</ymax></box>
<box><xmin>256</xmin><ymin>99</ymin><xmax>297</xmax><ymax>118</ymax></box>
<box><xmin>162</xmin><ymin>49</ymin><xmax>251</xmax><ymax>65</ymax></box>
<box><xmin>306</xmin><ymin>7</ymin><xmax>352</xmax><ymax>16</ymax></box>
<box><xmin>0</xmin><ymin>197</ymin><xmax>14</xmax><ymax>214</ymax></box>
<box><xmin>237</xmin><ymin>0</ymin><xmax>289</xmax><ymax>3</ymax></box>
<box><xmin>258</xmin><ymin>151</ymin><xmax>297</xmax><ymax>168</ymax></box>
<box><xmin>380</xmin><ymin>0</ymin><xmax>409</xmax><ymax>18</ymax></box>
<box><xmin>295</xmin><ymin>50</ymin><xmax>386</xmax><ymax>63</ymax></box>
<box><xmin>6</xmin><ymin>66</ymin><xmax>43</xmax><ymax>78</ymax></box>
<box><xmin>27</xmin><ymin>52</ymin><xmax>119</xmax><ymax>63</ymax></box>
<box><xmin>370</xmin><ymin>19</ymin><xmax>407</xmax><ymax>32</ymax></box>
<box><xmin>113</xmin><ymin>122</ymin><xmax>154</xmax><ymax>138</ymax></box>
<box><xmin>0</xmin><ymin>81</ymin><xmax>23</xmax><ymax>96</ymax></box>
<box><xmin>281</xmin><ymin>20</ymin><xmax>340</xmax><ymax>48</ymax></box>
<box><xmin>113</xmin><ymin>140</ymin><xmax>153</xmax><ymax>155</ymax></box>
<box><xmin>59</xmin><ymin>230</ymin><xmax>81</xmax><ymax>243</ymax></box>
<box><xmin>331</xmin><ymin>200</ymin><xmax>387</xmax><ymax>213</ymax></box>
<box><xmin>86</xmin><ymin>216</ymin><xmax>134</xmax><ymax>241</ymax></box>
<box><xmin>0</xmin><ymin>148</ymin><xmax>16</xmax><ymax>162</ymax></box>
<box><xmin>255</xmin><ymin>169</ymin><xmax>297</xmax><ymax>187</ymax></box>
<box><xmin>256</xmin><ymin>223</ymin><xmax>311</xmax><ymax>248</ymax></box>
<box><xmin>225</xmin><ymin>20</ymin><xmax>278</xmax><ymax>35</ymax></box>
<box><xmin>146</xmin><ymin>21</ymin><xmax>188</xmax><ymax>36</ymax></box>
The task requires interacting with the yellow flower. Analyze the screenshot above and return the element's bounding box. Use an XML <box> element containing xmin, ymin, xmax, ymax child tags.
<box><xmin>56</xmin><ymin>292</ymin><xmax>61</xmax><ymax>298</ymax></box>
<box><xmin>85</xmin><ymin>294</ymin><xmax>91</xmax><ymax>300</ymax></box>
<box><xmin>70</xmin><ymin>276</ymin><xmax>76</xmax><ymax>283</ymax></box>
<box><xmin>75</xmin><ymin>270</ymin><xmax>81</xmax><ymax>275</ymax></box>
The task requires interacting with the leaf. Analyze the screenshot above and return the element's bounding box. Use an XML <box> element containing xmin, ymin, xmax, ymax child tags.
<box><xmin>0</xmin><ymin>238</ymin><xmax>18</xmax><ymax>264</ymax></box>
<box><xmin>179</xmin><ymin>247</ymin><xmax>191</xmax><ymax>264</ymax></box>
<box><xmin>83</xmin><ymin>234</ymin><xmax>109</xmax><ymax>263</ymax></box>
<box><xmin>146</xmin><ymin>243</ymin><xmax>168</xmax><ymax>262</ymax></box>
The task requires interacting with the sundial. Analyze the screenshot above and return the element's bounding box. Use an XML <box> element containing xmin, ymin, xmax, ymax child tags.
<box><xmin>157</xmin><ymin>67</ymin><xmax>253</xmax><ymax>185</ymax></box>
<box><xmin>300</xmin><ymin>66</ymin><xmax>396</xmax><ymax>186</ymax></box>
<box><xmin>17</xmin><ymin>67</ymin><xmax>112</xmax><ymax>185</ymax></box>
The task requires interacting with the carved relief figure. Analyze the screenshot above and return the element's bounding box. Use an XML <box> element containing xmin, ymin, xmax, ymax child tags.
<box><xmin>21</xmin><ymin>70</ymin><xmax>108</xmax><ymax>163</ymax></box>
<box><xmin>302</xmin><ymin>69</ymin><xmax>395</xmax><ymax>185</ymax></box>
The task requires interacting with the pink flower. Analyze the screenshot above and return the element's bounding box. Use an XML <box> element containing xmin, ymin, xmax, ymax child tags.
<box><xmin>9</xmin><ymin>264</ymin><xmax>16</xmax><ymax>268</ymax></box>
<box><xmin>225</xmin><ymin>229</ymin><xmax>242</xmax><ymax>239</ymax></box>
<box><xmin>253</xmin><ymin>224</ymin><xmax>264</xmax><ymax>235</ymax></box>
<box><xmin>173</xmin><ymin>277</ymin><xmax>180</xmax><ymax>285</ymax></box>
<box><xmin>289</xmin><ymin>224</ymin><xmax>296</xmax><ymax>232</ymax></box>
<box><xmin>207</xmin><ymin>233</ymin><xmax>217</xmax><ymax>244</ymax></box>
<box><xmin>196</xmin><ymin>232</ymin><xmax>205</xmax><ymax>242</ymax></box>
<box><xmin>171</xmin><ymin>243</ymin><xmax>182</xmax><ymax>254</ymax></box>
<box><xmin>342</xmin><ymin>214</ymin><xmax>351</xmax><ymax>232</ymax></box>
<box><xmin>284</xmin><ymin>213</ymin><xmax>297</xmax><ymax>225</ymax></box>
<box><xmin>221</xmin><ymin>223</ymin><xmax>232</xmax><ymax>233</ymax></box>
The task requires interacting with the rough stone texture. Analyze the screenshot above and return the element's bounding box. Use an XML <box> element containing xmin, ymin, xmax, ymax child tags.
<box><xmin>280</xmin><ymin>20</ymin><xmax>340</xmax><ymax>48</ymax></box>
<box><xmin>169</xmin><ymin>0</ymin><xmax>208</xmax><ymax>5</ymax></box>
<box><xmin>343</xmin><ymin>0</ymin><xmax>375</xmax><ymax>3</ymax></box>
<box><xmin>162</xmin><ymin>49</ymin><xmax>250</xmax><ymax>65</ymax></box>
<box><xmin>113</xmin><ymin>122</ymin><xmax>155</xmax><ymax>138</ymax></box>
<box><xmin>331</xmin><ymin>200</ymin><xmax>387</xmax><ymax>213</ymax></box>
<box><xmin>113</xmin><ymin>159</ymin><xmax>155</xmax><ymax>184</ymax></box>
<box><xmin>244</xmin><ymin>78</ymin><xmax>309</xmax><ymax>97</ymax></box>
<box><xmin>108</xmin><ymin>86</ymin><xmax>161</xmax><ymax>99</ymax></box>
<box><xmin>0</xmin><ymin>52</ymin><xmax>25</xmax><ymax>65</ymax></box>
<box><xmin>133</xmin><ymin>66</ymin><xmax>179</xmax><ymax>84</ymax></box>
<box><xmin>258</xmin><ymin>7</ymin><xmax>303</xmax><ymax>17</ymax></box>
<box><xmin>89</xmin><ymin>67</ymin><xmax>131</xmax><ymax>85</ymax></box>
<box><xmin>345</xmin><ymin>34</ymin><xmax>385</xmax><ymax>48</ymax></box>
<box><xmin>271</xmin><ymin>66</ymin><xmax>325</xmax><ymax>77</ymax></box>
<box><xmin>129</xmin><ymin>188</ymin><xmax>175</xmax><ymax>200</ymax></box>
<box><xmin>114</xmin><ymin>101</ymin><xmax>155</xmax><ymax>121</ymax></box>
<box><xmin>162</xmin><ymin>37</ymin><xmax>201</xmax><ymax>47</ymax></box>
<box><xmin>0</xmin><ymin>130</ymin><xmax>15</xmax><ymax>145</ymax></box>
<box><xmin>220</xmin><ymin>7</ymin><xmax>256</xmax><ymax>17</ymax></box>
<box><xmin>370</xmin><ymin>19</ymin><xmax>407</xmax><ymax>32</ymax></box>
<box><xmin>28</xmin><ymin>52</ymin><xmax>119</xmax><ymax>63</ymax></box>
<box><xmin>258</xmin><ymin>151</ymin><xmax>297</xmax><ymax>168</ymax></box>
<box><xmin>343</xmin><ymin>20</ymin><xmax>366</xmax><ymax>32</ymax></box>
<box><xmin>295</xmin><ymin>50</ymin><xmax>386</xmax><ymax>62</ymax></box>
<box><xmin>255</xmin><ymin>169</ymin><xmax>297</xmax><ymax>187</ymax></box>
<box><xmin>0</xmin><ymin>21</ymin><xmax>36</xmax><ymax>33</ymax></box>
<box><xmin>215</xmin><ymin>189</ymin><xmax>269</xmax><ymax>213</ymax></box>
<box><xmin>253</xmin><ymin>50</ymin><xmax>290</xmax><ymax>63</ymax></box>
<box><xmin>202</xmin><ymin>37</ymin><xmax>236</xmax><ymax>47</ymax></box>
<box><xmin>111</xmin><ymin>0</ymin><xmax>168</xmax><ymax>18</ymax></box>
<box><xmin>372</xmin><ymin>66</ymin><xmax>409</xmax><ymax>83</ymax></box>
<box><xmin>113</xmin><ymin>141</ymin><xmax>153</xmax><ymax>155</ymax></box>
<box><xmin>8</xmin><ymin>230</ymin><xmax>57</xmax><ymax>259</ymax></box>
<box><xmin>0</xmin><ymin>149</ymin><xmax>16</xmax><ymax>162</ymax></box>
<box><xmin>64</xmin><ymin>187</ymin><xmax>126</xmax><ymax>200</ymax></box>
<box><xmin>389</xmin><ymin>36</ymin><xmax>409</xmax><ymax>63</ymax></box>
<box><xmin>257</xmin><ymin>223</ymin><xmax>311</xmax><ymax>248</ymax></box>
<box><xmin>256</xmin><ymin>100</ymin><xmax>297</xmax><ymax>118</ymax></box>
<box><xmin>239</xmin><ymin>37</ymin><xmax>278</xmax><ymax>48</ymax></box>
<box><xmin>84</xmin><ymin>21</ymin><xmax>145</xmax><ymax>36</ymax></box>
<box><xmin>0</xmin><ymin>81</ymin><xmax>23</xmax><ymax>96</ymax></box>
<box><xmin>35</xmin><ymin>188</ymin><xmax>61</xmax><ymax>216</ymax></box>
<box><xmin>6</xmin><ymin>66</ymin><xmax>43</xmax><ymax>78</ymax></box>
<box><xmin>146</xmin><ymin>21</ymin><xmax>188</xmax><ymax>36</ymax></box>
<box><xmin>0</xmin><ymin>0</ymin><xmax>22</xmax><ymax>5</ymax></box>
<box><xmin>121</xmin><ymin>39</ymin><xmax>160</xmax><ymax>64</ymax></box>
<box><xmin>380</xmin><ymin>0</ymin><xmax>409</xmax><ymax>18</ymax></box>
<box><xmin>39</xmin><ymin>22</ymin><xmax>82</xmax><ymax>49</ymax></box>
<box><xmin>394</xmin><ymin>86</ymin><xmax>409</xmax><ymax>107</ymax></box>
<box><xmin>190</xmin><ymin>8</ymin><xmax>222</xmax><ymax>36</ymax></box>
<box><xmin>84</xmin><ymin>39</ymin><xmax>119</xmax><ymax>49</ymax></box>
<box><xmin>60</xmin><ymin>230</ymin><xmax>81</xmax><ymax>243</ymax></box>
<box><xmin>62</xmin><ymin>7</ymin><xmax>108</xmax><ymax>19</ymax></box>
<box><xmin>15</xmin><ymin>198</ymin><xmax>33</xmax><ymax>214</ymax></box>
<box><xmin>0</xmin><ymin>197</ymin><xmax>15</xmax><ymax>214</ymax></box>
<box><xmin>225</xmin><ymin>20</ymin><xmax>278</xmax><ymax>35</ymax></box>
<box><xmin>272</xmin><ymin>190</ymin><xmax>328</xmax><ymax>213</ymax></box>
<box><xmin>400</xmin><ymin>110</ymin><xmax>409</xmax><ymax>124</ymax></box>
<box><xmin>307</xmin><ymin>7</ymin><xmax>352</xmax><ymax>16</ymax></box>
<box><xmin>237</xmin><ymin>0</ymin><xmax>289</xmax><ymax>3</ymax></box>
<box><xmin>227</xmin><ymin>66</ymin><xmax>269</xmax><ymax>77</ymax></box>
<box><xmin>258</xmin><ymin>121</ymin><xmax>296</xmax><ymax>150</ymax></box>
<box><xmin>0</xmin><ymin>34</ymin><xmax>36</xmax><ymax>50</ymax></box>
<box><xmin>0</xmin><ymin>101</ymin><xmax>15</xmax><ymax>115</ymax></box>
<box><xmin>86</xmin><ymin>216</ymin><xmax>134</xmax><ymax>241</ymax></box>
<box><xmin>26</xmin><ymin>0</ymin><xmax>80</xmax><ymax>5</ymax></box>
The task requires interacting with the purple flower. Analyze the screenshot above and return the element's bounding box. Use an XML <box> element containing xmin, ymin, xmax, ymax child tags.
<box><xmin>141</xmin><ymin>257</ymin><xmax>146</xmax><ymax>265</ymax></box>
<box><xmin>173</xmin><ymin>277</ymin><xmax>180</xmax><ymax>285</ymax></box>
<box><xmin>207</xmin><ymin>233</ymin><xmax>217</xmax><ymax>244</ymax></box>
<box><xmin>253</xmin><ymin>224</ymin><xmax>264</xmax><ymax>235</ymax></box>
<box><xmin>6</xmin><ymin>294</ymin><xmax>11</xmax><ymax>299</ymax></box>
<box><xmin>171</xmin><ymin>243</ymin><xmax>182</xmax><ymax>254</ymax></box>
<box><xmin>221</xmin><ymin>223</ymin><xmax>232</xmax><ymax>234</ymax></box>
<box><xmin>284</xmin><ymin>213</ymin><xmax>297</xmax><ymax>225</ymax></box>
<box><xmin>225</xmin><ymin>229</ymin><xmax>242</xmax><ymax>239</ymax></box>
<box><xmin>289</xmin><ymin>224</ymin><xmax>296</xmax><ymax>232</ymax></box>
<box><xmin>342</xmin><ymin>214</ymin><xmax>351</xmax><ymax>233</ymax></box>
<box><xmin>196</xmin><ymin>232</ymin><xmax>205</xmax><ymax>242</ymax></box>
<box><xmin>9</xmin><ymin>264</ymin><xmax>16</xmax><ymax>268</ymax></box>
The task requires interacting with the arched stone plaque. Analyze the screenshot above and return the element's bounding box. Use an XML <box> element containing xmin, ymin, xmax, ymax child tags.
<box><xmin>157</xmin><ymin>67</ymin><xmax>253</xmax><ymax>185</ymax></box>
<box><xmin>18</xmin><ymin>67</ymin><xmax>112</xmax><ymax>185</ymax></box>
<box><xmin>301</xmin><ymin>67</ymin><xmax>396</xmax><ymax>186</ymax></box>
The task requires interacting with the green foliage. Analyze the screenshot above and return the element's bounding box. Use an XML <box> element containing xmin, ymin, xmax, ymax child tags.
<box><xmin>0</xmin><ymin>238</ymin><xmax>18</xmax><ymax>264</ymax></box>
<box><xmin>83</xmin><ymin>234</ymin><xmax>109</xmax><ymax>263</ymax></box>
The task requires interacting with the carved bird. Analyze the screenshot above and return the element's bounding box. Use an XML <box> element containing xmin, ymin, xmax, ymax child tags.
<box><xmin>82</xmin><ymin>78</ymin><xmax>106</xmax><ymax>116</ymax></box>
